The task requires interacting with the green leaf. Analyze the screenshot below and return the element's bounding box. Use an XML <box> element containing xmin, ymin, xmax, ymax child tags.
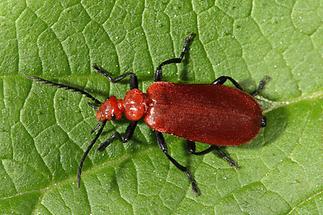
<box><xmin>1</xmin><ymin>0</ymin><xmax>322</xmax><ymax>214</ymax></box>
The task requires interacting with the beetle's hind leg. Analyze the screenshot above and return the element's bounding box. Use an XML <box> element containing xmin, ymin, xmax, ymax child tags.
<box><xmin>186</xmin><ymin>140</ymin><xmax>215</xmax><ymax>155</ymax></box>
<box><xmin>213</xmin><ymin>75</ymin><xmax>271</xmax><ymax>97</ymax></box>
<box><xmin>155</xmin><ymin>132</ymin><xmax>201</xmax><ymax>195</ymax></box>
<box><xmin>186</xmin><ymin>140</ymin><xmax>240</xmax><ymax>168</ymax></box>
<box><xmin>212</xmin><ymin>76</ymin><xmax>243</xmax><ymax>91</ymax></box>
<box><xmin>154</xmin><ymin>33</ymin><xmax>195</xmax><ymax>81</ymax></box>
<box><xmin>250</xmin><ymin>76</ymin><xmax>271</xmax><ymax>96</ymax></box>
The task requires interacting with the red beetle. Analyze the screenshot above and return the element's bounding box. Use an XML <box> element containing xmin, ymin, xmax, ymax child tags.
<box><xmin>29</xmin><ymin>33</ymin><xmax>267</xmax><ymax>195</ymax></box>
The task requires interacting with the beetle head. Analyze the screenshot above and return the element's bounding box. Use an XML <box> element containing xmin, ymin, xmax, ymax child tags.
<box><xmin>96</xmin><ymin>96</ymin><xmax>124</xmax><ymax>121</ymax></box>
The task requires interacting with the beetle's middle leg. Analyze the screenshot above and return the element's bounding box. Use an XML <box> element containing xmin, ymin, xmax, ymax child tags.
<box><xmin>154</xmin><ymin>33</ymin><xmax>195</xmax><ymax>81</ymax></box>
<box><xmin>155</xmin><ymin>132</ymin><xmax>201</xmax><ymax>195</ymax></box>
<box><xmin>186</xmin><ymin>140</ymin><xmax>239</xmax><ymax>168</ymax></box>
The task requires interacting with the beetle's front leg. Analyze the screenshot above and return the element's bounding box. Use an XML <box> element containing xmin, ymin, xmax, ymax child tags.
<box><xmin>78</xmin><ymin>121</ymin><xmax>107</xmax><ymax>187</ymax></box>
<box><xmin>93</xmin><ymin>64</ymin><xmax>138</xmax><ymax>89</ymax></box>
<box><xmin>97</xmin><ymin>121</ymin><xmax>138</xmax><ymax>151</ymax></box>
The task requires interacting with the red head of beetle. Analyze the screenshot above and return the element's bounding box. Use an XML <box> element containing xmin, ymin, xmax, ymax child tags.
<box><xmin>96</xmin><ymin>96</ymin><xmax>124</xmax><ymax>121</ymax></box>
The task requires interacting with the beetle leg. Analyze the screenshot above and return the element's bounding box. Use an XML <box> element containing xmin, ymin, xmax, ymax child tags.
<box><xmin>186</xmin><ymin>140</ymin><xmax>240</xmax><ymax>168</ymax></box>
<box><xmin>250</xmin><ymin>76</ymin><xmax>271</xmax><ymax>96</ymax></box>
<box><xmin>93</xmin><ymin>64</ymin><xmax>138</xmax><ymax>89</ymax></box>
<box><xmin>78</xmin><ymin>121</ymin><xmax>107</xmax><ymax>188</ymax></box>
<box><xmin>186</xmin><ymin>140</ymin><xmax>216</xmax><ymax>155</ymax></box>
<box><xmin>213</xmin><ymin>146</ymin><xmax>240</xmax><ymax>168</ymax></box>
<box><xmin>212</xmin><ymin>76</ymin><xmax>243</xmax><ymax>91</ymax></box>
<box><xmin>91</xmin><ymin>122</ymin><xmax>102</xmax><ymax>134</ymax></box>
<box><xmin>155</xmin><ymin>132</ymin><xmax>201</xmax><ymax>195</ymax></box>
<box><xmin>154</xmin><ymin>33</ymin><xmax>195</xmax><ymax>81</ymax></box>
<box><xmin>97</xmin><ymin>121</ymin><xmax>138</xmax><ymax>151</ymax></box>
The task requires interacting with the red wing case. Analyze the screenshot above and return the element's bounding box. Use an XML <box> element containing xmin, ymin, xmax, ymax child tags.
<box><xmin>145</xmin><ymin>82</ymin><xmax>263</xmax><ymax>146</ymax></box>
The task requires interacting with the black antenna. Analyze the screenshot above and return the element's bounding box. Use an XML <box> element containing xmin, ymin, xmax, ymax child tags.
<box><xmin>28</xmin><ymin>76</ymin><xmax>101</xmax><ymax>105</ymax></box>
<box><xmin>77</xmin><ymin>121</ymin><xmax>106</xmax><ymax>187</ymax></box>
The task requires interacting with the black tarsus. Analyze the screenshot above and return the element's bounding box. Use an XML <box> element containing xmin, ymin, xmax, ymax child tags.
<box><xmin>154</xmin><ymin>33</ymin><xmax>196</xmax><ymax>82</ymax></box>
<box><xmin>28</xmin><ymin>76</ymin><xmax>101</xmax><ymax>105</ymax></box>
<box><xmin>186</xmin><ymin>140</ymin><xmax>240</xmax><ymax>168</ymax></box>
<box><xmin>213</xmin><ymin>146</ymin><xmax>240</xmax><ymax>168</ymax></box>
<box><xmin>155</xmin><ymin>132</ymin><xmax>201</xmax><ymax>195</ymax></box>
<box><xmin>93</xmin><ymin>64</ymin><xmax>138</xmax><ymax>89</ymax></box>
<box><xmin>251</xmin><ymin>75</ymin><xmax>271</xmax><ymax>96</ymax></box>
<box><xmin>77</xmin><ymin>121</ymin><xmax>107</xmax><ymax>188</ymax></box>
<box><xmin>97</xmin><ymin>121</ymin><xmax>138</xmax><ymax>151</ymax></box>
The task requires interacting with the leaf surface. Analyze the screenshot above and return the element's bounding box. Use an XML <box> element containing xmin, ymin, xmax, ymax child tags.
<box><xmin>0</xmin><ymin>0</ymin><xmax>322</xmax><ymax>214</ymax></box>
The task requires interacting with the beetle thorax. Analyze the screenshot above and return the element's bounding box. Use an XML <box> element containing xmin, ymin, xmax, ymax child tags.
<box><xmin>96</xmin><ymin>89</ymin><xmax>149</xmax><ymax>122</ymax></box>
<box><xmin>123</xmin><ymin>89</ymin><xmax>149</xmax><ymax>121</ymax></box>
